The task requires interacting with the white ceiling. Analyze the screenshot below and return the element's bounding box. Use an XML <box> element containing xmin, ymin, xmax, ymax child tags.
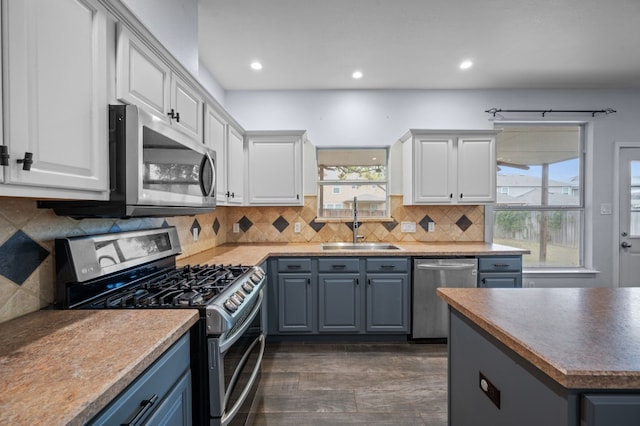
<box><xmin>197</xmin><ymin>0</ymin><xmax>640</xmax><ymax>91</ymax></box>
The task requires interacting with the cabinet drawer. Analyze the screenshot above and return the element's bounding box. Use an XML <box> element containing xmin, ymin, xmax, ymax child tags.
<box><xmin>478</xmin><ymin>273</ymin><xmax>522</xmax><ymax>288</ymax></box>
<box><xmin>366</xmin><ymin>257</ymin><xmax>409</xmax><ymax>273</ymax></box>
<box><xmin>90</xmin><ymin>333</ymin><xmax>190</xmax><ymax>425</ymax></box>
<box><xmin>478</xmin><ymin>256</ymin><xmax>521</xmax><ymax>272</ymax></box>
<box><xmin>318</xmin><ymin>258</ymin><xmax>360</xmax><ymax>273</ymax></box>
<box><xmin>278</xmin><ymin>258</ymin><xmax>312</xmax><ymax>272</ymax></box>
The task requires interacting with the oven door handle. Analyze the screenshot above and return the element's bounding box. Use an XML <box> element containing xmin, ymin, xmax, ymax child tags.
<box><xmin>219</xmin><ymin>288</ymin><xmax>264</xmax><ymax>353</ymax></box>
<box><xmin>220</xmin><ymin>333</ymin><xmax>265</xmax><ymax>426</ymax></box>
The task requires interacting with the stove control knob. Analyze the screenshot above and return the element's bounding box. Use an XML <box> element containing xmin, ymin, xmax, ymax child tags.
<box><xmin>224</xmin><ymin>299</ymin><xmax>238</xmax><ymax>313</ymax></box>
<box><xmin>235</xmin><ymin>290</ymin><xmax>245</xmax><ymax>301</ymax></box>
<box><xmin>251</xmin><ymin>274</ymin><xmax>261</xmax><ymax>284</ymax></box>
<box><xmin>242</xmin><ymin>282</ymin><xmax>254</xmax><ymax>293</ymax></box>
<box><xmin>230</xmin><ymin>294</ymin><xmax>242</xmax><ymax>306</ymax></box>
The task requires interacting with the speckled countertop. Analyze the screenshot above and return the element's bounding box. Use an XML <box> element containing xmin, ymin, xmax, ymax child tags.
<box><xmin>0</xmin><ymin>309</ymin><xmax>198</xmax><ymax>426</ymax></box>
<box><xmin>178</xmin><ymin>241</ymin><xmax>527</xmax><ymax>266</ymax></box>
<box><xmin>437</xmin><ymin>287</ymin><xmax>640</xmax><ymax>390</ymax></box>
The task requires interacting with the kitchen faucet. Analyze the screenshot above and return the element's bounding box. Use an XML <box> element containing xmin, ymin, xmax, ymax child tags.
<box><xmin>352</xmin><ymin>196</ymin><xmax>364</xmax><ymax>244</ymax></box>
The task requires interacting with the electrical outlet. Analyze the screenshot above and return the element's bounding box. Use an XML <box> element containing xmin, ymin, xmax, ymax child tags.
<box><xmin>600</xmin><ymin>203</ymin><xmax>612</xmax><ymax>215</ymax></box>
<box><xmin>294</xmin><ymin>223</ymin><xmax>301</xmax><ymax>233</ymax></box>
<box><xmin>192</xmin><ymin>228</ymin><xmax>199</xmax><ymax>241</ymax></box>
<box><xmin>233</xmin><ymin>223</ymin><xmax>240</xmax><ymax>233</ymax></box>
<box><xmin>428</xmin><ymin>222</ymin><xmax>435</xmax><ymax>232</ymax></box>
<box><xmin>401</xmin><ymin>221</ymin><xmax>416</xmax><ymax>233</ymax></box>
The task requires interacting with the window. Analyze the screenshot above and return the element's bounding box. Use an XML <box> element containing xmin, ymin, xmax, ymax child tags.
<box><xmin>492</xmin><ymin>124</ymin><xmax>584</xmax><ymax>268</ymax></box>
<box><xmin>317</xmin><ymin>147</ymin><xmax>389</xmax><ymax>219</ymax></box>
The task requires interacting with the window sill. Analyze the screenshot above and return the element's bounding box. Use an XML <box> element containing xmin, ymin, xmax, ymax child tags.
<box><xmin>522</xmin><ymin>268</ymin><xmax>600</xmax><ymax>278</ymax></box>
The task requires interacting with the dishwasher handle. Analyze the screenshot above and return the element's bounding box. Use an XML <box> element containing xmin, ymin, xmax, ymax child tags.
<box><xmin>416</xmin><ymin>263</ymin><xmax>476</xmax><ymax>271</ymax></box>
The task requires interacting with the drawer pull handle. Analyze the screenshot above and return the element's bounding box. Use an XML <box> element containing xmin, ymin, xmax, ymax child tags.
<box><xmin>123</xmin><ymin>394</ymin><xmax>158</xmax><ymax>425</ymax></box>
<box><xmin>332</xmin><ymin>264</ymin><xmax>346</xmax><ymax>269</ymax></box>
<box><xmin>493</xmin><ymin>263</ymin><xmax>509</xmax><ymax>268</ymax></box>
<box><xmin>479</xmin><ymin>372</ymin><xmax>500</xmax><ymax>409</ymax></box>
<box><xmin>380</xmin><ymin>265</ymin><xmax>396</xmax><ymax>269</ymax></box>
<box><xmin>287</xmin><ymin>265</ymin><xmax>301</xmax><ymax>269</ymax></box>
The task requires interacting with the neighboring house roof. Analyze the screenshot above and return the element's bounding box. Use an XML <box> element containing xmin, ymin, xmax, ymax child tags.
<box><xmin>497</xmin><ymin>187</ymin><xmax>579</xmax><ymax>206</ymax></box>
<box><xmin>497</xmin><ymin>174</ymin><xmax>577</xmax><ymax>188</ymax></box>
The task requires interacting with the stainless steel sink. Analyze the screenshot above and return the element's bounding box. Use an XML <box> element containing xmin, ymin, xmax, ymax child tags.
<box><xmin>320</xmin><ymin>242</ymin><xmax>403</xmax><ymax>251</ymax></box>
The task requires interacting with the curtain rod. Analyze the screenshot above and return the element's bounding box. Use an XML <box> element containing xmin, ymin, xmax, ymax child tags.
<box><xmin>485</xmin><ymin>107</ymin><xmax>616</xmax><ymax>117</ymax></box>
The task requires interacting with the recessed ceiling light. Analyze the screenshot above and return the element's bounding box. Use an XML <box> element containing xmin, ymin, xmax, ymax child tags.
<box><xmin>459</xmin><ymin>60</ymin><xmax>473</xmax><ymax>70</ymax></box>
<box><xmin>250</xmin><ymin>61</ymin><xmax>263</xmax><ymax>71</ymax></box>
<box><xmin>352</xmin><ymin>70</ymin><xmax>363</xmax><ymax>79</ymax></box>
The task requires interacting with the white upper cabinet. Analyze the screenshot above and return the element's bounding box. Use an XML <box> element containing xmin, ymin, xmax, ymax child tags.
<box><xmin>226</xmin><ymin>125</ymin><xmax>245</xmax><ymax>205</ymax></box>
<box><xmin>401</xmin><ymin>130</ymin><xmax>497</xmax><ymax>205</ymax></box>
<box><xmin>204</xmin><ymin>104</ymin><xmax>228</xmax><ymax>203</ymax></box>
<box><xmin>1</xmin><ymin>0</ymin><xmax>109</xmax><ymax>198</ymax></box>
<box><xmin>456</xmin><ymin>135</ymin><xmax>496</xmax><ymax>203</ymax></box>
<box><xmin>246</xmin><ymin>131</ymin><xmax>305</xmax><ymax>205</ymax></box>
<box><xmin>116</xmin><ymin>25</ymin><xmax>203</xmax><ymax>141</ymax></box>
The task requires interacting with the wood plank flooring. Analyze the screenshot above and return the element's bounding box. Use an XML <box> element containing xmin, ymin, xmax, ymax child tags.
<box><xmin>254</xmin><ymin>341</ymin><xmax>448</xmax><ymax>425</ymax></box>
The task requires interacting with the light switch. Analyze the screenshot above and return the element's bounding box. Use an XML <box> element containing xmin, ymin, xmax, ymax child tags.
<box><xmin>233</xmin><ymin>223</ymin><xmax>240</xmax><ymax>233</ymax></box>
<box><xmin>600</xmin><ymin>203</ymin><xmax>612</xmax><ymax>215</ymax></box>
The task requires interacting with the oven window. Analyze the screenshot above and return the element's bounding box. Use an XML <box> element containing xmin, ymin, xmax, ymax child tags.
<box><xmin>142</xmin><ymin>126</ymin><xmax>204</xmax><ymax>196</ymax></box>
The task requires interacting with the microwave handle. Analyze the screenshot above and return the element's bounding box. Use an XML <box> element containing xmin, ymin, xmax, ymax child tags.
<box><xmin>200</xmin><ymin>152</ymin><xmax>216</xmax><ymax>197</ymax></box>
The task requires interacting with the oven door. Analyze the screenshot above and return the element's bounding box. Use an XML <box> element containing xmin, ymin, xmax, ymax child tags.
<box><xmin>137</xmin><ymin>106</ymin><xmax>216</xmax><ymax>206</ymax></box>
<box><xmin>209</xmin><ymin>290</ymin><xmax>265</xmax><ymax>426</ymax></box>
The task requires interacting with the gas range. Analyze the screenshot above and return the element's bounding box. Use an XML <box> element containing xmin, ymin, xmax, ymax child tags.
<box><xmin>55</xmin><ymin>226</ymin><xmax>267</xmax><ymax>425</ymax></box>
<box><xmin>54</xmin><ymin>227</ymin><xmax>265</xmax><ymax>336</ymax></box>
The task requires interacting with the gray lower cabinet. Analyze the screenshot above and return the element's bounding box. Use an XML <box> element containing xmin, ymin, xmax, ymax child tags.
<box><xmin>271</xmin><ymin>256</ymin><xmax>410</xmax><ymax>335</ymax></box>
<box><xmin>365</xmin><ymin>256</ymin><xmax>410</xmax><ymax>333</ymax></box>
<box><xmin>276</xmin><ymin>258</ymin><xmax>314</xmax><ymax>333</ymax></box>
<box><xmin>90</xmin><ymin>333</ymin><xmax>192</xmax><ymax>425</ymax></box>
<box><xmin>477</xmin><ymin>256</ymin><xmax>522</xmax><ymax>288</ymax></box>
<box><xmin>449</xmin><ymin>309</ymin><xmax>640</xmax><ymax>426</ymax></box>
<box><xmin>318</xmin><ymin>273</ymin><xmax>361</xmax><ymax>332</ymax></box>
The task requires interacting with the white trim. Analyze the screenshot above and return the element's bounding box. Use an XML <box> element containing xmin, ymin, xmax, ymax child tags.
<box><xmin>613</xmin><ymin>142</ymin><xmax>640</xmax><ymax>288</ymax></box>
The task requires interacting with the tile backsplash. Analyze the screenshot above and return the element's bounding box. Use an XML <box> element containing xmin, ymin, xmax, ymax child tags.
<box><xmin>0</xmin><ymin>195</ymin><xmax>483</xmax><ymax>323</ymax></box>
<box><xmin>0</xmin><ymin>197</ymin><xmax>227</xmax><ymax>323</ymax></box>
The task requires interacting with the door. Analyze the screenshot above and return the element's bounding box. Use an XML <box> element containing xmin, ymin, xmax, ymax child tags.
<box><xmin>457</xmin><ymin>136</ymin><xmax>496</xmax><ymax>203</ymax></box>
<box><xmin>278</xmin><ymin>274</ymin><xmax>313</xmax><ymax>332</ymax></box>
<box><xmin>366</xmin><ymin>274</ymin><xmax>409</xmax><ymax>332</ymax></box>
<box><xmin>318</xmin><ymin>274</ymin><xmax>361</xmax><ymax>332</ymax></box>
<box><xmin>618</xmin><ymin>147</ymin><xmax>640</xmax><ymax>287</ymax></box>
<box><xmin>226</xmin><ymin>126</ymin><xmax>245</xmax><ymax>204</ymax></box>
<box><xmin>204</xmin><ymin>105</ymin><xmax>227</xmax><ymax>203</ymax></box>
<box><xmin>3</xmin><ymin>0</ymin><xmax>108</xmax><ymax>191</ymax></box>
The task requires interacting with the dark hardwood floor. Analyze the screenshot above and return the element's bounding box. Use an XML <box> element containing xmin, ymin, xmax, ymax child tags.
<box><xmin>254</xmin><ymin>340</ymin><xmax>448</xmax><ymax>425</ymax></box>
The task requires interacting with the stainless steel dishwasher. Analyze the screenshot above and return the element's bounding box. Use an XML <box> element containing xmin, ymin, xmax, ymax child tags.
<box><xmin>412</xmin><ymin>258</ymin><xmax>478</xmax><ymax>339</ymax></box>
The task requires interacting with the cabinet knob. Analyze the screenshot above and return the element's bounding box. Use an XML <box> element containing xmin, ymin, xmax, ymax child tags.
<box><xmin>17</xmin><ymin>152</ymin><xmax>33</xmax><ymax>171</ymax></box>
<box><xmin>0</xmin><ymin>145</ymin><xmax>9</xmax><ymax>166</ymax></box>
<box><xmin>167</xmin><ymin>108</ymin><xmax>180</xmax><ymax>122</ymax></box>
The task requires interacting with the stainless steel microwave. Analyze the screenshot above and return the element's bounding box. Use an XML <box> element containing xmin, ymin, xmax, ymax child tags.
<box><xmin>39</xmin><ymin>104</ymin><xmax>216</xmax><ymax>218</ymax></box>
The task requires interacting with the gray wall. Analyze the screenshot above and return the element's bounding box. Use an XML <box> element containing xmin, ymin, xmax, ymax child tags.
<box><xmin>225</xmin><ymin>88</ymin><xmax>640</xmax><ymax>288</ymax></box>
<box><xmin>121</xmin><ymin>0</ymin><xmax>199</xmax><ymax>76</ymax></box>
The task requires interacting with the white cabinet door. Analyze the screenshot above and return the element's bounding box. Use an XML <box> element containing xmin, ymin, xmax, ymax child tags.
<box><xmin>170</xmin><ymin>74</ymin><xmax>203</xmax><ymax>141</ymax></box>
<box><xmin>247</xmin><ymin>132</ymin><xmax>304</xmax><ymax>205</ymax></box>
<box><xmin>457</xmin><ymin>136</ymin><xmax>496</xmax><ymax>203</ymax></box>
<box><xmin>2</xmin><ymin>0</ymin><xmax>108</xmax><ymax>195</ymax></box>
<box><xmin>204</xmin><ymin>104</ymin><xmax>227</xmax><ymax>203</ymax></box>
<box><xmin>226</xmin><ymin>126</ymin><xmax>245</xmax><ymax>205</ymax></box>
<box><xmin>414</xmin><ymin>137</ymin><xmax>454</xmax><ymax>203</ymax></box>
<box><xmin>116</xmin><ymin>24</ymin><xmax>171</xmax><ymax>124</ymax></box>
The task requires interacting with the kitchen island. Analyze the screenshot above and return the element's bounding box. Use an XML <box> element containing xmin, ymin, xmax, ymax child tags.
<box><xmin>437</xmin><ymin>288</ymin><xmax>640</xmax><ymax>426</ymax></box>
